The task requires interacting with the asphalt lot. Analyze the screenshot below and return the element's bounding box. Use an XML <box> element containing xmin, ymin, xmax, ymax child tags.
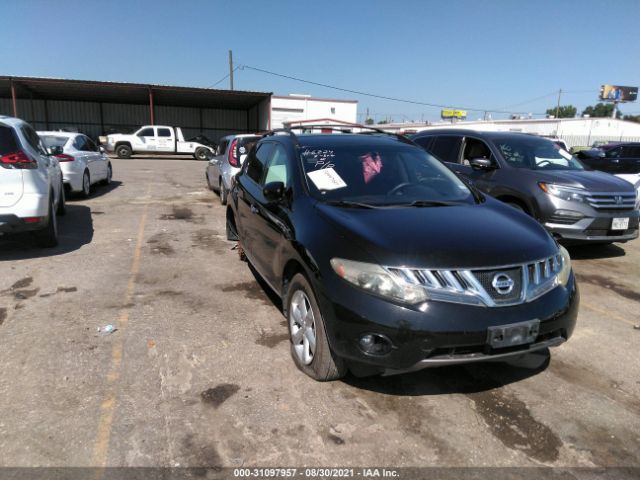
<box><xmin>0</xmin><ymin>157</ymin><xmax>639</xmax><ymax>471</ymax></box>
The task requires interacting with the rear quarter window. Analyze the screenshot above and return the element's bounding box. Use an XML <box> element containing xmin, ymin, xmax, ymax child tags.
<box><xmin>0</xmin><ymin>126</ymin><xmax>19</xmax><ymax>156</ymax></box>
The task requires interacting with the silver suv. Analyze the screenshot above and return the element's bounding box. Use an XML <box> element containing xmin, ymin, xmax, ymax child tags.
<box><xmin>206</xmin><ymin>134</ymin><xmax>261</xmax><ymax>205</ymax></box>
<box><xmin>0</xmin><ymin>116</ymin><xmax>65</xmax><ymax>247</ymax></box>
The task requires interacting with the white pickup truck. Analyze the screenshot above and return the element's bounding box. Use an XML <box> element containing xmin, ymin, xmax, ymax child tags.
<box><xmin>103</xmin><ymin>125</ymin><xmax>216</xmax><ymax>160</ymax></box>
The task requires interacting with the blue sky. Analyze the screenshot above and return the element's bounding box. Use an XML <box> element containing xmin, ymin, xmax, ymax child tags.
<box><xmin>2</xmin><ymin>0</ymin><xmax>639</xmax><ymax>122</ymax></box>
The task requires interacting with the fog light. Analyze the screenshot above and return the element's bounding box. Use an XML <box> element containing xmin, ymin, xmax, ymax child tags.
<box><xmin>358</xmin><ymin>333</ymin><xmax>393</xmax><ymax>355</ymax></box>
<box><xmin>554</xmin><ymin>209</ymin><xmax>583</xmax><ymax>218</ymax></box>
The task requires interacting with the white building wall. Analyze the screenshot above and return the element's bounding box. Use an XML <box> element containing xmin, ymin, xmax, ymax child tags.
<box><xmin>271</xmin><ymin>95</ymin><xmax>357</xmax><ymax>129</ymax></box>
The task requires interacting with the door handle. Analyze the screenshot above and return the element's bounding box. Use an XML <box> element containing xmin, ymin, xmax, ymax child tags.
<box><xmin>250</xmin><ymin>204</ymin><xmax>259</xmax><ymax>214</ymax></box>
<box><xmin>611</xmin><ymin>159</ymin><xmax>620</xmax><ymax>163</ymax></box>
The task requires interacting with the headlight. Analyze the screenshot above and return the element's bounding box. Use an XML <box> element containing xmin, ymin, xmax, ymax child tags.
<box><xmin>330</xmin><ymin>258</ymin><xmax>429</xmax><ymax>304</ymax></box>
<box><xmin>539</xmin><ymin>182</ymin><xmax>588</xmax><ymax>203</ymax></box>
<box><xmin>558</xmin><ymin>245</ymin><xmax>572</xmax><ymax>286</ymax></box>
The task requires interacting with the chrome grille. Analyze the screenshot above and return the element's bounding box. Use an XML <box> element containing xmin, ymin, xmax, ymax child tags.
<box><xmin>586</xmin><ymin>192</ymin><xmax>636</xmax><ymax>210</ymax></box>
<box><xmin>387</xmin><ymin>253</ymin><xmax>564</xmax><ymax>308</ymax></box>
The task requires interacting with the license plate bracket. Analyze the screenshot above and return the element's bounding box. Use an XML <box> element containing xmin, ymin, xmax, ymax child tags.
<box><xmin>611</xmin><ymin>217</ymin><xmax>629</xmax><ymax>231</ymax></box>
<box><xmin>487</xmin><ymin>320</ymin><xmax>540</xmax><ymax>349</ymax></box>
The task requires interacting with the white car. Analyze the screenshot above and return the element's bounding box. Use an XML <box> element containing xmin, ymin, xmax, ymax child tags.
<box><xmin>38</xmin><ymin>131</ymin><xmax>112</xmax><ymax>197</ymax></box>
<box><xmin>0</xmin><ymin>116</ymin><xmax>65</xmax><ymax>247</ymax></box>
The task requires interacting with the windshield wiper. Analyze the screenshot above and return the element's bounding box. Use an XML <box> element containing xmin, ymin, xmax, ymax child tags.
<box><xmin>324</xmin><ymin>200</ymin><xmax>378</xmax><ymax>209</ymax></box>
<box><xmin>385</xmin><ymin>200</ymin><xmax>466</xmax><ymax>207</ymax></box>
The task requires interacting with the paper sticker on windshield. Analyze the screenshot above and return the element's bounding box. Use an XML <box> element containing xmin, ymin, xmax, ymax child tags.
<box><xmin>559</xmin><ymin>149</ymin><xmax>572</xmax><ymax>160</ymax></box>
<box><xmin>307</xmin><ymin>168</ymin><xmax>347</xmax><ymax>191</ymax></box>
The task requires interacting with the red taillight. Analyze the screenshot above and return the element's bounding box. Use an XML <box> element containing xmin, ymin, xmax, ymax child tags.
<box><xmin>228</xmin><ymin>139</ymin><xmax>239</xmax><ymax>167</ymax></box>
<box><xmin>55</xmin><ymin>153</ymin><xmax>75</xmax><ymax>162</ymax></box>
<box><xmin>23</xmin><ymin>217</ymin><xmax>43</xmax><ymax>224</ymax></box>
<box><xmin>0</xmin><ymin>151</ymin><xmax>37</xmax><ymax>169</ymax></box>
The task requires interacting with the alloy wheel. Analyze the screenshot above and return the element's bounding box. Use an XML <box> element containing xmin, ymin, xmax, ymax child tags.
<box><xmin>289</xmin><ymin>290</ymin><xmax>316</xmax><ymax>365</ymax></box>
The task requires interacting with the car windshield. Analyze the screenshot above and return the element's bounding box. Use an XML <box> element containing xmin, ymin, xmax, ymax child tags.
<box><xmin>39</xmin><ymin>135</ymin><xmax>69</xmax><ymax>148</ymax></box>
<box><xmin>299</xmin><ymin>142</ymin><xmax>475</xmax><ymax>206</ymax></box>
<box><xmin>493</xmin><ymin>136</ymin><xmax>584</xmax><ymax>170</ymax></box>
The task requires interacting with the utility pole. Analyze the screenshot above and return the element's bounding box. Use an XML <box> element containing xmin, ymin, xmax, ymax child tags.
<box><xmin>555</xmin><ymin>88</ymin><xmax>562</xmax><ymax>118</ymax></box>
<box><xmin>228</xmin><ymin>50</ymin><xmax>234</xmax><ymax>90</ymax></box>
<box><xmin>611</xmin><ymin>101</ymin><xmax>618</xmax><ymax>119</ymax></box>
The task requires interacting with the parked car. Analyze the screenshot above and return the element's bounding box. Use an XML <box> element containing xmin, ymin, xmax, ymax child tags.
<box><xmin>226</xmin><ymin>127</ymin><xmax>579</xmax><ymax>380</ymax></box>
<box><xmin>575</xmin><ymin>142</ymin><xmax>640</xmax><ymax>175</ymax></box>
<box><xmin>410</xmin><ymin>129</ymin><xmax>639</xmax><ymax>245</ymax></box>
<box><xmin>206</xmin><ymin>134</ymin><xmax>261</xmax><ymax>205</ymax></box>
<box><xmin>104</xmin><ymin>125</ymin><xmax>215</xmax><ymax>160</ymax></box>
<box><xmin>0</xmin><ymin>116</ymin><xmax>65</xmax><ymax>247</ymax></box>
<box><xmin>38</xmin><ymin>132</ymin><xmax>112</xmax><ymax>197</ymax></box>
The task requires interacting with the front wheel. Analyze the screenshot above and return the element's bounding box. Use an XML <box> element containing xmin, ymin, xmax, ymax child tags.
<box><xmin>57</xmin><ymin>181</ymin><xmax>66</xmax><ymax>216</ymax></box>
<box><xmin>285</xmin><ymin>274</ymin><xmax>346</xmax><ymax>381</ymax></box>
<box><xmin>115</xmin><ymin>144</ymin><xmax>132</xmax><ymax>159</ymax></box>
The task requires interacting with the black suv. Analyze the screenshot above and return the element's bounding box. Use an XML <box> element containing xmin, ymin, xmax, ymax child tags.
<box><xmin>411</xmin><ymin>129</ymin><xmax>639</xmax><ymax>244</ymax></box>
<box><xmin>575</xmin><ymin>142</ymin><xmax>640</xmax><ymax>174</ymax></box>
<box><xmin>226</xmin><ymin>127</ymin><xmax>578</xmax><ymax>380</ymax></box>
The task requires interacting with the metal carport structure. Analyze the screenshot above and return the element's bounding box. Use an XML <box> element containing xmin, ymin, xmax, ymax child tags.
<box><xmin>0</xmin><ymin>76</ymin><xmax>271</xmax><ymax>142</ymax></box>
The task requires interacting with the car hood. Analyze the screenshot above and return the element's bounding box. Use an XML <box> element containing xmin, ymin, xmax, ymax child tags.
<box><xmin>314</xmin><ymin>199</ymin><xmax>557</xmax><ymax>269</ymax></box>
<box><xmin>536</xmin><ymin>170</ymin><xmax>635</xmax><ymax>192</ymax></box>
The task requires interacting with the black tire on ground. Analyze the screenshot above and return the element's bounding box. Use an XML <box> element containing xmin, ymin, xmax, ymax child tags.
<box><xmin>81</xmin><ymin>170</ymin><xmax>91</xmax><ymax>198</ymax></box>
<box><xmin>206</xmin><ymin>173</ymin><xmax>214</xmax><ymax>191</ymax></box>
<box><xmin>226</xmin><ymin>212</ymin><xmax>238</xmax><ymax>241</ymax></box>
<box><xmin>57</xmin><ymin>181</ymin><xmax>66</xmax><ymax>216</ymax></box>
<box><xmin>115</xmin><ymin>144</ymin><xmax>132</xmax><ymax>159</ymax></box>
<box><xmin>101</xmin><ymin>163</ymin><xmax>112</xmax><ymax>185</ymax></box>
<box><xmin>34</xmin><ymin>198</ymin><xmax>59</xmax><ymax>248</ymax></box>
<box><xmin>284</xmin><ymin>273</ymin><xmax>346</xmax><ymax>381</ymax></box>
<box><xmin>195</xmin><ymin>147</ymin><xmax>209</xmax><ymax>161</ymax></box>
<box><xmin>220</xmin><ymin>180</ymin><xmax>228</xmax><ymax>205</ymax></box>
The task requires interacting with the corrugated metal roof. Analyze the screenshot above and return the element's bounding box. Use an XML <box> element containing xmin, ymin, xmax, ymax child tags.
<box><xmin>0</xmin><ymin>75</ymin><xmax>271</xmax><ymax>110</ymax></box>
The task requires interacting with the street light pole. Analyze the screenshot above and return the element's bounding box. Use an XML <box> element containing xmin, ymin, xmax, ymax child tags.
<box><xmin>229</xmin><ymin>50</ymin><xmax>234</xmax><ymax>90</ymax></box>
<box><xmin>555</xmin><ymin>88</ymin><xmax>562</xmax><ymax>118</ymax></box>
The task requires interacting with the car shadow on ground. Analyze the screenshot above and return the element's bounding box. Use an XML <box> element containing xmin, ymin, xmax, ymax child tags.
<box><xmin>566</xmin><ymin>242</ymin><xmax>626</xmax><ymax>260</ymax></box>
<box><xmin>344</xmin><ymin>349</ymin><xmax>551</xmax><ymax>396</ymax></box>
<box><xmin>67</xmin><ymin>180</ymin><xmax>123</xmax><ymax>201</ymax></box>
<box><xmin>0</xmin><ymin>205</ymin><xmax>93</xmax><ymax>260</ymax></box>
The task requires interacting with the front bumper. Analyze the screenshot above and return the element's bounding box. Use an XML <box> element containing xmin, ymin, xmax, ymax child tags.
<box><xmin>316</xmin><ymin>271</ymin><xmax>579</xmax><ymax>374</ymax></box>
<box><xmin>544</xmin><ymin>211</ymin><xmax>639</xmax><ymax>243</ymax></box>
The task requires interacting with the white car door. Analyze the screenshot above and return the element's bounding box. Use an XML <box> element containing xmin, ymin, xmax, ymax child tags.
<box><xmin>85</xmin><ymin>137</ymin><xmax>107</xmax><ymax>179</ymax></box>
<box><xmin>155</xmin><ymin>127</ymin><xmax>174</xmax><ymax>152</ymax></box>
<box><xmin>72</xmin><ymin>135</ymin><xmax>96</xmax><ymax>180</ymax></box>
<box><xmin>136</xmin><ymin>127</ymin><xmax>157</xmax><ymax>152</ymax></box>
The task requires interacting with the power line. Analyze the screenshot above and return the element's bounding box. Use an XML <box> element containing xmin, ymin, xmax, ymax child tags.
<box><xmin>208</xmin><ymin>66</ymin><xmax>240</xmax><ymax>88</ymax></box>
<box><xmin>239</xmin><ymin>63</ymin><xmax>547</xmax><ymax>115</ymax></box>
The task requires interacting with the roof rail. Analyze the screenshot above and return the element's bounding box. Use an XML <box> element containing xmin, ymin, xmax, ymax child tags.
<box><xmin>262</xmin><ymin>124</ymin><xmax>416</xmax><ymax>146</ymax></box>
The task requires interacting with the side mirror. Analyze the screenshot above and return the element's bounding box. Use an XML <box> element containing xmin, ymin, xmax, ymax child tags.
<box><xmin>469</xmin><ymin>157</ymin><xmax>495</xmax><ymax>170</ymax></box>
<box><xmin>48</xmin><ymin>146</ymin><xmax>64</xmax><ymax>156</ymax></box>
<box><xmin>99</xmin><ymin>146</ymin><xmax>106</xmax><ymax>153</ymax></box>
<box><xmin>263</xmin><ymin>181</ymin><xmax>285</xmax><ymax>203</ymax></box>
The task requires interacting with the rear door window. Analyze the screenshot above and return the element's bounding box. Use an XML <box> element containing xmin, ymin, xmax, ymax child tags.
<box><xmin>157</xmin><ymin>128</ymin><xmax>172</xmax><ymax>137</ymax></box>
<box><xmin>430</xmin><ymin>136</ymin><xmax>462</xmax><ymax>163</ymax></box>
<box><xmin>412</xmin><ymin>136</ymin><xmax>434</xmax><ymax>151</ymax></box>
<box><xmin>73</xmin><ymin>136</ymin><xmax>90</xmax><ymax>151</ymax></box>
<box><xmin>0</xmin><ymin>126</ymin><xmax>19</xmax><ymax>156</ymax></box>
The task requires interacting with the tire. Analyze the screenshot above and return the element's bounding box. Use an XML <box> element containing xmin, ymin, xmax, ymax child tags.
<box><xmin>206</xmin><ymin>172</ymin><xmax>214</xmax><ymax>191</ymax></box>
<box><xmin>57</xmin><ymin>181</ymin><xmax>66</xmax><ymax>216</ymax></box>
<box><xmin>81</xmin><ymin>170</ymin><xmax>91</xmax><ymax>198</ymax></box>
<box><xmin>220</xmin><ymin>180</ymin><xmax>228</xmax><ymax>205</ymax></box>
<box><xmin>195</xmin><ymin>147</ymin><xmax>209</xmax><ymax>161</ymax></box>
<box><xmin>115</xmin><ymin>144</ymin><xmax>132</xmax><ymax>159</ymax></box>
<box><xmin>226</xmin><ymin>211</ymin><xmax>238</xmax><ymax>241</ymax></box>
<box><xmin>35</xmin><ymin>198</ymin><xmax>59</xmax><ymax>248</ymax></box>
<box><xmin>285</xmin><ymin>273</ymin><xmax>346</xmax><ymax>381</ymax></box>
<box><xmin>101</xmin><ymin>163</ymin><xmax>112</xmax><ymax>185</ymax></box>
<box><xmin>507</xmin><ymin>202</ymin><xmax>525</xmax><ymax>213</ymax></box>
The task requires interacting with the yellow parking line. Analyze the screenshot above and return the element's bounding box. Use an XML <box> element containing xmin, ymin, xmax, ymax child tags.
<box><xmin>92</xmin><ymin>184</ymin><xmax>151</xmax><ymax>469</ymax></box>
<box><xmin>582</xmin><ymin>301</ymin><xmax>636</xmax><ymax>327</ymax></box>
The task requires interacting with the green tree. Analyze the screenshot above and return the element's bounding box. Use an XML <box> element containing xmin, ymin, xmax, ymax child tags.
<box><xmin>582</xmin><ymin>103</ymin><xmax>622</xmax><ymax>118</ymax></box>
<box><xmin>364</xmin><ymin>117</ymin><xmax>374</xmax><ymax>125</ymax></box>
<box><xmin>545</xmin><ymin>105</ymin><xmax>577</xmax><ymax>118</ymax></box>
<box><xmin>623</xmin><ymin>114</ymin><xmax>640</xmax><ymax>123</ymax></box>
<box><xmin>377</xmin><ymin>119</ymin><xmax>389</xmax><ymax>125</ymax></box>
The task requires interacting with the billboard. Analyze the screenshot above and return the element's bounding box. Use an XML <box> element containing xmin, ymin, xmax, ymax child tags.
<box><xmin>441</xmin><ymin>109</ymin><xmax>467</xmax><ymax>119</ymax></box>
<box><xmin>599</xmin><ymin>85</ymin><xmax>638</xmax><ymax>102</ymax></box>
